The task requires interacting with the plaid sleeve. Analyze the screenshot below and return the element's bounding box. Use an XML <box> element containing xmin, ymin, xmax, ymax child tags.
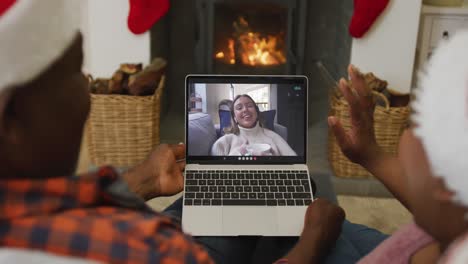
<box><xmin>154</xmin><ymin>227</ymin><xmax>213</xmax><ymax>264</ymax></box>
<box><xmin>1</xmin><ymin>208</ymin><xmax>214</xmax><ymax>264</ymax></box>
<box><xmin>0</xmin><ymin>167</ymin><xmax>215</xmax><ymax>264</ymax></box>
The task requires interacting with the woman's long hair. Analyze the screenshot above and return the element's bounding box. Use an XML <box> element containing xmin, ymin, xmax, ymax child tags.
<box><xmin>224</xmin><ymin>94</ymin><xmax>265</xmax><ymax>135</ymax></box>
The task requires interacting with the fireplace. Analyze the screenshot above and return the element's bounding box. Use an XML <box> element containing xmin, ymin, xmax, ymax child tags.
<box><xmin>195</xmin><ymin>0</ymin><xmax>306</xmax><ymax>75</ymax></box>
<box><xmin>151</xmin><ymin>1</ymin><xmax>353</xmax><ymax>126</ymax></box>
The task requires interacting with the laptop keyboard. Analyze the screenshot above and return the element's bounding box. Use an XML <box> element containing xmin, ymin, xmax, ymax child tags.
<box><xmin>184</xmin><ymin>170</ymin><xmax>312</xmax><ymax>206</ymax></box>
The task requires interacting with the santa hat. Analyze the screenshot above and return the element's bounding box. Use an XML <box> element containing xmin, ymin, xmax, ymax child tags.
<box><xmin>412</xmin><ymin>30</ymin><xmax>468</xmax><ymax>209</ymax></box>
<box><xmin>0</xmin><ymin>0</ymin><xmax>81</xmax><ymax>92</ymax></box>
<box><xmin>439</xmin><ymin>231</ymin><xmax>468</xmax><ymax>264</ymax></box>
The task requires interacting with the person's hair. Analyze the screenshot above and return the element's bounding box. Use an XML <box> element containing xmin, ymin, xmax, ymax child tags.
<box><xmin>218</xmin><ymin>99</ymin><xmax>232</xmax><ymax>111</ymax></box>
<box><xmin>224</xmin><ymin>94</ymin><xmax>264</xmax><ymax>135</ymax></box>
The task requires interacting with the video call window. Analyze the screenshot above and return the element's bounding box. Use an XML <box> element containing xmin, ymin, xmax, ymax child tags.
<box><xmin>187</xmin><ymin>82</ymin><xmax>306</xmax><ymax>158</ymax></box>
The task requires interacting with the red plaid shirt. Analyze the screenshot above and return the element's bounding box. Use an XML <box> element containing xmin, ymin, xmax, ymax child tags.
<box><xmin>0</xmin><ymin>167</ymin><xmax>213</xmax><ymax>264</ymax></box>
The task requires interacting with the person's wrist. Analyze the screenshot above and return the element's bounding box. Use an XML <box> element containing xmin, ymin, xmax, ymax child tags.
<box><xmin>360</xmin><ymin>145</ymin><xmax>383</xmax><ymax>169</ymax></box>
<box><xmin>122</xmin><ymin>162</ymin><xmax>158</xmax><ymax>200</ymax></box>
<box><xmin>284</xmin><ymin>237</ymin><xmax>320</xmax><ymax>264</ymax></box>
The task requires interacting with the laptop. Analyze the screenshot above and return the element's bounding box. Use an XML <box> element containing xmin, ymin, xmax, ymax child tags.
<box><xmin>183</xmin><ymin>75</ymin><xmax>312</xmax><ymax>236</ymax></box>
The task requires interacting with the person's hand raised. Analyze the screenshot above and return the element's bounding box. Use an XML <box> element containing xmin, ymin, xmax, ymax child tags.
<box><xmin>123</xmin><ymin>144</ymin><xmax>185</xmax><ymax>200</ymax></box>
<box><xmin>328</xmin><ymin>64</ymin><xmax>381</xmax><ymax>167</ymax></box>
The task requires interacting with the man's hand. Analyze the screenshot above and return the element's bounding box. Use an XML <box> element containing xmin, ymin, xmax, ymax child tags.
<box><xmin>328</xmin><ymin>64</ymin><xmax>381</xmax><ymax>167</ymax></box>
<box><xmin>282</xmin><ymin>199</ymin><xmax>345</xmax><ymax>263</ymax></box>
<box><xmin>123</xmin><ymin>144</ymin><xmax>186</xmax><ymax>201</ymax></box>
<box><xmin>301</xmin><ymin>199</ymin><xmax>345</xmax><ymax>246</ymax></box>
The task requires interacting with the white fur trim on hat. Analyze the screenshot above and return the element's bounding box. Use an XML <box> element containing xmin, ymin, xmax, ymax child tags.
<box><xmin>412</xmin><ymin>30</ymin><xmax>468</xmax><ymax>208</ymax></box>
<box><xmin>439</xmin><ymin>232</ymin><xmax>468</xmax><ymax>264</ymax></box>
<box><xmin>0</xmin><ymin>0</ymin><xmax>81</xmax><ymax>91</ymax></box>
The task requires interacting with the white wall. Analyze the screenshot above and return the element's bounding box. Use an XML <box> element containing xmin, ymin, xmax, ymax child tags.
<box><xmin>80</xmin><ymin>0</ymin><xmax>150</xmax><ymax>78</ymax></box>
<box><xmin>194</xmin><ymin>83</ymin><xmax>207</xmax><ymax>113</ymax></box>
<box><xmin>206</xmin><ymin>84</ymin><xmax>232</xmax><ymax>125</ymax></box>
<box><xmin>350</xmin><ymin>0</ymin><xmax>422</xmax><ymax>93</ymax></box>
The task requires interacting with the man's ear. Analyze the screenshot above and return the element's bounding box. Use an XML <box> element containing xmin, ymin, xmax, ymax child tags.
<box><xmin>433</xmin><ymin>177</ymin><xmax>455</xmax><ymax>203</ymax></box>
<box><xmin>0</xmin><ymin>88</ymin><xmax>18</xmax><ymax>141</ymax></box>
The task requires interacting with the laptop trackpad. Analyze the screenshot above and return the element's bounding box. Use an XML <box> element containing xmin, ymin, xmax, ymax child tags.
<box><xmin>222</xmin><ymin>207</ymin><xmax>277</xmax><ymax>236</ymax></box>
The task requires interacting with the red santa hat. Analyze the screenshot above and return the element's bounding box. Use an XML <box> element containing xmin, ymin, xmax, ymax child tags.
<box><xmin>0</xmin><ymin>0</ymin><xmax>81</xmax><ymax>91</ymax></box>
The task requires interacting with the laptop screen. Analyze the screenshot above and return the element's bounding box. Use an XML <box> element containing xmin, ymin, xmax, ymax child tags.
<box><xmin>186</xmin><ymin>75</ymin><xmax>307</xmax><ymax>164</ymax></box>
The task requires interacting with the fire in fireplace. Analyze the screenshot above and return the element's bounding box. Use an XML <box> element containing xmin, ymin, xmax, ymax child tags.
<box><xmin>195</xmin><ymin>0</ymin><xmax>306</xmax><ymax>75</ymax></box>
<box><xmin>214</xmin><ymin>16</ymin><xmax>287</xmax><ymax>67</ymax></box>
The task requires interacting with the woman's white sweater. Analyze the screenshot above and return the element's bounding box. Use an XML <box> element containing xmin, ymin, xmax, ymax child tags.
<box><xmin>211</xmin><ymin>123</ymin><xmax>297</xmax><ymax>156</ymax></box>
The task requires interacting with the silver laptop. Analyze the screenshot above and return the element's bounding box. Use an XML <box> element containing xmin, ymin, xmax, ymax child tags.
<box><xmin>182</xmin><ymin>75</ymin><xmax>312</xmax><ymax>236</ymax></box>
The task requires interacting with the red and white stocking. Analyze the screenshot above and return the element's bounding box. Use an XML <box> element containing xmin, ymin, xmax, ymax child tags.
<box><xmin>127</xmin><ymin>0</ymin><xmax>170</xmax><ymax>35</ymax></box>
<box><xmin>349</xmin><ymin>0</ymin><xmax>390</xmax><ymax>38</ymax></box>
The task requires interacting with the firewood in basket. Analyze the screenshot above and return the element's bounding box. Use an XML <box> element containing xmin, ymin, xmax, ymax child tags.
<box><xmin>364</xmin><ymin>72</ymin><xmax>387</xmax><ymax>92</ymax></box>
<box><xmin>90</xmin><ymin>78</ymin><xmax>110</xmax><ymax>94</ymax></box>
<box><xmin>108</xmin><ymin>70</ymin><xmax>126</xmax><ymax>94</ymax></box>
<box><xmin>128</xmin><ymin>58</ymin><xmax>166</xmax><ymax>96</ymax></box>
<box><xmin>346</xmin><ymin>72</ymin><xmax>388</xmax><ymax>96</ymax></box>
<box><xmin>120</xmin><ymin>63</ymin><xmax>143</xmax><ymax>74</ymax></box>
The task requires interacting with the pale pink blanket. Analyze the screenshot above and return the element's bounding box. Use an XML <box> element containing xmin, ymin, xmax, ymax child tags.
<box><xmin>358</xmin><ymin>222</ymin><xmax>434</xmax><ymax>264</ymax></box>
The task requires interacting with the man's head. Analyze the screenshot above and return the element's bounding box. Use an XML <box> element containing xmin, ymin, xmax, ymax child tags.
<box><xmin>0</xmin><ymin>0</ymin><xmax>87</xmax><ymax>178</ymax></box>
<box><xmin>401</xmin><ymin>30</ymin><xmax>468</xmax><ymax>247</ymax></box>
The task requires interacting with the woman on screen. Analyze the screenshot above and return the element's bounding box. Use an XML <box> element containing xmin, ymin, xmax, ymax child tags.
<box><xmin>211</xmin><ymin>94</ymin><xmax>297</xmax><ymax>156</ymax></box>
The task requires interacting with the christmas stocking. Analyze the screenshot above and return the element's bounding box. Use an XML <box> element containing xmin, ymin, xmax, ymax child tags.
<box><xmin>0</xmin><ymin>0</ymin><xmax>16</xmax><ymax>17</ymax></box>
<box><xmin>127</xmin><ymin>0</ymin><xmax>170</xmax><ymax>35</ymax></box>
<box><xmin>349</xmin><ymin>0</ymin><xmax>390</xmax><ymax>38</ymax></box>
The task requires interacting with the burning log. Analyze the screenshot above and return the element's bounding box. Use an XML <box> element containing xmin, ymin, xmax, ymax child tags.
<box><xmin>215</xmin><ymin>16</ymin><xmax>286</xmax><ymax>66</ymax></box>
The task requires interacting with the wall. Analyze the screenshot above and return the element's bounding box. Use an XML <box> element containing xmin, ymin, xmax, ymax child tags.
<box><xmin>80</xmin><ymin>0</ymin><xmax>151</xmax><ymax>77</ymax></box>
<box><xmin>205</xmin><ymin>84</ymin><xmax>232</xmax><ymax>125</ymax></box>
<box><xmin>150</xmin><ymin>0</ymin><xmax>197</xmax><ymax>117</ymax></box>
<box><xmin>302</xmin><ymin>0</ymin><xmax>353</xmax><ymax>125</ymax></box>
<box><xmin>350</xmin><ymin>0</ymin><xmax>422</xmax><ymax>93</ymax></box>
<box><xmin>194</xmin><ymin>83</ymin><xmax>207</xmax><ymax>113</ymax></box>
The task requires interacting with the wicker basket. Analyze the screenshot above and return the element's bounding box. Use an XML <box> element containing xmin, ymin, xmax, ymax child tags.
<box><xmin>86</xmin><ymin>76</ymin><xmax>165</xmax><ymax>167</ymax></box>
<box><xmin>328</xmin><ymin>91</ymin><xmax>410</xmax><ymax>178</ymax></box>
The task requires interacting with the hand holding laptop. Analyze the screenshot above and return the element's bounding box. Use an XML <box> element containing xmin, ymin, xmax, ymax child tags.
<box><xmin>123</xmin><ymin>143</ymin><xmax>186</xmax><ymax>200</ymax></box>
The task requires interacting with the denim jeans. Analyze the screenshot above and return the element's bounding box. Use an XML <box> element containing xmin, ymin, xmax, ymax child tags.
<box><xmin>163</xmin><ymin>198</ymin><xmax>388</xmax><ymax>264</ymax></box>
<box><xmin>322</xmin><ymin>221</ymin><xmax>389</xmax><ymax>264</ymax></box>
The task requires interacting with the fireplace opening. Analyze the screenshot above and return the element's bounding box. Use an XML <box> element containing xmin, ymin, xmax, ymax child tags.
<box><xmin>213</xmin><ymin>3</ymin><xmax>287</xmax><ymax>70</ymax></box>
<box><xmin>195</xmin><ymin>0</ymin><xmax>306</xmax><ymax>75</ymax></box>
